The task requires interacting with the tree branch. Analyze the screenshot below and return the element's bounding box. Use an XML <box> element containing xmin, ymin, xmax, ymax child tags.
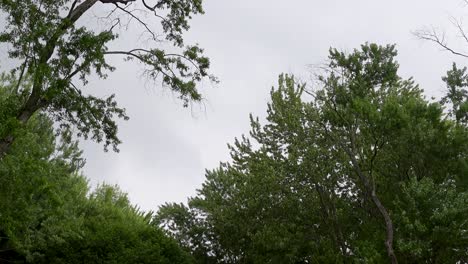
<box><xmin>414</xmin><ymin>27</ymin><xmax>468</xmax><ymax>58</ymax></box>
<box><xmin>450</xmin><ymin>16</ymin><xmax>468</xmax><ymax>46</ymax></box>
<box><xmin>103</xmin><ymin>50</ymin><xmax>179</xmax><ymax>86</ymax></box>
<box><xmin>67</xmin><ymin>0</ymin><xmax>80</xmax><ymax>18</ymax></box>
<box><xmin>114</xmin><ymin>4</ymin><xmax>158</xmax><ymax>41</ymax></box>
<box><xmin>14</xmin><ymin>58</ymin><xmax>28</xmax><ymax>94</ymax></box>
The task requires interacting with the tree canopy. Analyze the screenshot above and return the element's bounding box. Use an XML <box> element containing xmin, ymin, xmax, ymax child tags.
<box><xmin>156</xmin><ymin>44</ymin><xmax>468</xmax><ymax>263</ymax></box>
<box><xmin>0</xmin><ymin>0</ymin><xmax>216</xmax><ymax>158</ymax></box>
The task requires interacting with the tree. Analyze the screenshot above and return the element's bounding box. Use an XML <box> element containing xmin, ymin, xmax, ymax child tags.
<box><xmin>0</xmin><ymin>79</ymin><xmax>194</xmax><ymax>263</ymax></box>
<box><xmin>42</xmin><ymin>184</ymin><xmax>194</xmax><ymax>264</ymax></box>
<box><xmin>157</xmin><ymin>44</ymin><xmax>468</xmax><ymax>263</ymax></box>
<box><xmin>0</xmin><ymin>0</ymin><xmax>216</xmax><ymax>159</ymax></box>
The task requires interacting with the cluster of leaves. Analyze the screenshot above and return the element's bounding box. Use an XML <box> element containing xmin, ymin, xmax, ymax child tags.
<box><xmin>0</xmin><ymin>83</ymin><xmax>193</xmax><ymax>263</ymax></box>
<box><xmin>156</xmin><ymin>44</ymin><xmax>468</xmax><ymax>263</ymax></box>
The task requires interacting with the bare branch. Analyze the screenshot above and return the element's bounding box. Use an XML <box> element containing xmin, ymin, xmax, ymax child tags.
<box><xmin>105</xmin><ymin>5</ymin><xmax>119</xmax><ymax>19</ymax></box>
<box><xmin>108</xmin><ymin>17</ymin><xmax>121</xmax><ymax>32</ymax></box>
<box><xmin>414</xmin><ymin>27</ymin><xmax>468</xmax><ymax>58</ymax></box>
<box><xmin>141</xmin><ymin>0</ymin><xmax>171</xmax><ymax>27</ymax></box>
<box><xmin>114</xmin><ymin>4</ymin><xmax>159</xmax><ymax>41</ymax></box>
<box><xmin>142</xmin><ymin>0</ymin><xmax>156</xmax><ymax>11</ymax></box>
<box><xmin>450</xmin><ymin>16</ymin><xmax>468</xmax><ymax>45</ymax></box>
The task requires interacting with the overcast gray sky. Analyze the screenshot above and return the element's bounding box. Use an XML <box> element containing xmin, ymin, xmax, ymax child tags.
<box><xmin>75</xmin><ymin>0</ymin><xmax>468</xmax><ymax>211</ymax></box>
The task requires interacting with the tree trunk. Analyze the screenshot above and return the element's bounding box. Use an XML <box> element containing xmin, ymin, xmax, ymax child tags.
<box><xmin>343</xmin><ymin>140</ymin><xmax>398</xmax><ymax>264</ymax></box>
<box><xmin>0</xmin><ymin>107</ymin><xmax>37</xmax><ymax>159</ymax></box>
<box><xmin>370</xmin><ymin>190</ymin><xmax>398</xmax><ymax>264</ymax></box>
<box><xmin>1</xmin><ymin>0</ymin><xmax>102</xmax><ymax>160</ymax></box>
<box><xmin>350</xmin><ymin>163</ymin><xmax>398</xmax><ymax>264</ymax></box>
<box><xmin>0</xmin><ymin>136</ymin><xmax>14</xmax><ymax>159</ymax></box>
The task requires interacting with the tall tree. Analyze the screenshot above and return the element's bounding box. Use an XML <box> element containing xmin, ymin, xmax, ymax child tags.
<box><xmin>157</xmin><ymin>44</ymin><xmax>468</xmax><ymax>263</ymax></box>
<box><xmin>0</xmin><ymin>0</ymin><xmax>216</xmax><ymax>158</ymax></box>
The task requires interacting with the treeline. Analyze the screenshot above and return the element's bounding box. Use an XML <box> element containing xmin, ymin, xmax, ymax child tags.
<box><xmin>1</xmin><ymin>44</ymin><xmax>468</xmax><ymax>264</ymax></box>
<box><xmin>0</xmin><ymin>0</ymin><xmax>467</xmax><ymax>263</ymax></box>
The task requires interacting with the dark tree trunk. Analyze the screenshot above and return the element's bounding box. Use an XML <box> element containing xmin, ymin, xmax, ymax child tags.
<box><xmin>0</xmin><ymin>136</ymin><xmax>14</xmax><ymax>159</ymax></box>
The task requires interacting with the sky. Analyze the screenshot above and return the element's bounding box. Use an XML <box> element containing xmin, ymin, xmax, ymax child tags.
<box><xmin>4</xmin><ymin>0</ymin><xmax>467</xmax><ymax>211</ymax></box>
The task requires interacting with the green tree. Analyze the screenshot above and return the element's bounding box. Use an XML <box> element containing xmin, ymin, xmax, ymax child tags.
<box><xmin>0</xmin><ymin>79</ymin><xmax>193</xmax><ymax>263</ymax></box>
<box><xmin>157</xmin><ymin>44</ymin><xmax>468</xmax><ymax>263</ymax></box>
<box><xmin>0</xmin><ymin>75</ymin><xmax>85</xmax><ymax>261</ymax></box>
<box><xmin>441</xmin><ymin>63</ymin><xmax>468</xmax><ymax>124</ymax></box>
<box><xmin>0</xmin><ymin>115</ymin><xmax>86</xmax><ymax>262</ymax></box>
<box><xmin>0</xmin><ymin>0</ymin><xmax>216</xmax><ymax>159</ymax></box>
<box><xmin>42</xmin><ymin>184</ymin><xmax>194</xmax><ymax>264</ymax></box>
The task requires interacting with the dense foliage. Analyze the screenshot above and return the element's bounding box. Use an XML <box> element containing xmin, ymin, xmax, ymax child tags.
<box><xmin>0</xmin><ymin>80</ymin><xmax>193</xmax><ymax>263</ymax></box>
<box><xmin>157</xmin><ymin>44</ymin><xmax>468</xmax><ymax>263</ymax></box>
